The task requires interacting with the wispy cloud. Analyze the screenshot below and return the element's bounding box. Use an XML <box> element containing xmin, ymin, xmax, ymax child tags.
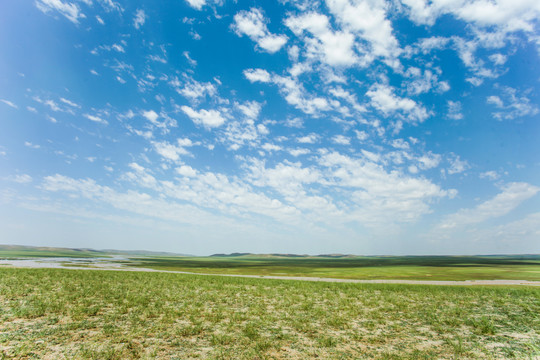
<box><xmin>0</xmin><ymin>99</ymin><xmax>18</xmax><ymax>109</ymax></box>
<box><xmin>35</xmin><ymin>0</ymin><xmax>85</xmax><ymax>24</ymax></box>
<box><xmin>439</xmin><ymin>182</ymin><xmax>539</xmax><ymax>229</ymax></box>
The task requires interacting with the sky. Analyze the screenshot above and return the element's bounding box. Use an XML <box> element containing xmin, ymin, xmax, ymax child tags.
<box><xmin>0</xmin><ymin>0</ymin><xmax>539</xmax><ymax>255</ymax></box>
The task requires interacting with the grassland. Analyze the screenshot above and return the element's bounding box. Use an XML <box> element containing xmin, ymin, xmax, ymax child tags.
<box><xmin>127</xmin><ymin>255</ymin><xmax>540</xmax><ymax>281</ymax></box>
<box><xmin>0</xmin><ymin>268</ymin><xmax>539</xmax><ymax>359</ymax></box>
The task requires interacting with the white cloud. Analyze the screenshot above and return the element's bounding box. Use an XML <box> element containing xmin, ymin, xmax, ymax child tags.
<box><xmin>59</xmin><ymin>97</ymin><xmax>80</xmax><ymax>108</ymax></box>
<box><xmin>133</xmin><ymin>9</ymin><xmax>146</xmax><ymax>29</ymax></box>
<box><xmin>329</xmin><ymin>87</ymin><xmax>366</xmax><ymax>112</ymax></box>
<box><xmin>355</xmin><ymin>130</ymin><xmax>368</xmax><ymax>141</ymax></box>
<box><xmin>487</xmin><ymin>87</ymin><xmax>539</xmax><ymax>120</ymax></box>
<box><xmin>325</xmin><ymin>0</ymin><xmax>401</xmax><ymax>65</ymax></box>
<box><xmin>8</xmin><ymin>174</ymin><xmax>33</xmax><ymax>184</ymax></box>
<box><xmin>243</xmin><ymin>68</ymin><xmax>271</xmax><ymax>83</ymax></box>
<box><xmin>237</xmin><ymin>101</ymin><xmax>262</xmax><ymax>119</ymax></box>
<box><xmin>152</xmin><ymin>139</ymin><xmax>193</xmax><ymax>162</ymax></box>
<box><xmin>480</xmin><ymin>171</ymin><xmax>499</xmax><ymax>180</ymax></box>
<box><xmin>178</xmin><ymin>79</ymin><xmax>216</xmax><ymax>100</ymax></box>
<box><xmin>415</xmin><ymin>36</ymin><xmax>451</xmax><ymax>54</ymax></box>
<box><xmin>176</xmin><ymin>165</ymin><xmax>198</xmax><ymax>177</ymax></box>
<box><xmin>185</xmin><ymin>0</ymin><xmax>206</xmax><ymax>10</ymax></box>
<box><xmin>183</xmin><ymin>51</ymin><xmax>197</xmax><ymax>67</ymax></box>
<box><xmin>261</xmin><ymin>143</ymin><xmax>282</xmax><ymax>152</ymax></box>
<box><xmin>24</xmin><ymin>141</ymin><xmax>40</xmax><ymax>149</ymax></box>
<box><xmin>487</xmin><ymin>95</ymin><xmax>504</xmax><ymax>108</ymax></box>
<box><xmin>447</xmin><ymin>100</ymin><xmax>463</xmax><ymax>120</ymax></box>
<box><xmin>96</xmin><ymin>15</ymin><xmax>104</xmax><ymax>25</ymax></box>
<box><xmin>297</xmin><ymin>134</ymin><xmax>319</xmax><ymax>144</ymax></box>
<box><xmin>41</xmin><ymin>174</ymin><xmax>217</xmax><ymax>225</ymax></box>
<box><xmin>318</xmin><ymin>151</ymin><xmax>453</xmax><ymax>224</ymax></box>
<box><xmin>35</xmin><ymin>0</ymin><xmax>85</xmax><ymax>24</ymax></box>
<box><xmin>181</xmin><ymin>106</ymin><xmax>226</xmax><ymax>128</ymax></box>
<box><xmin>404</xmin><ymin>68</ymin><xmax>448</xmax><ymax>95</ymax></box>
<box><xmin>418</xmin><ymin>152</ymin><xmax>441</xmax><ymax>170</ymax></box>
<box><xmin>272</xmin><ymin>75</ymin><xmax>331</xmax><ymax>115</ymax></box>
<box><xmin>0</xmin><ymin>99</ymin><xmax>18</xmax><ymax>109</ymax></box>
<box><xmin>366</xmin><ymin>84</ymin><xmax>430</xmax><ymax>123</ymax></box>
<box><xmin>142</xmin><ymin>110</ymin><xmax>159</xmax><ymax>124</ymax></box>
<box><xmin>489</xmin><ymin>53</ymin><xmax>507</xmax><ymax>65</ymax></box>
<box><xmin>439</xmin><ymin>182</ymin><xmax>539</xmax><ymax>229</ymax></box>
<box><xmin>331</xmin><ymin>135</ymin><xmax>350</xmax><ymax>145</ymax></box>
<box><xmin>285</xmin><ymin>12</ymin><xmax>357</xmax><ymax>67</ymax></box>
<box><xmin>111</xmin><ymin>44</ymin><xmax>125</xmax><ymax>53</ymax></box>
<box><xmin>289</xmin><ymin>148</ymin><xmax>310</xmax><ymax>157</ymax></box>
<box><xmin>447</xmin><ymin>154</ymin><xmax>470</xmax><ymax>175</ymax></box>
<box><xmin>83</xmin><ymin>113</ymin><xmax>108</xmax><ymax>125</ymax></box>
<box><xmin>403</xmin><ymin>0</ymin><xmax>540</xmax><ymax>35</ymax></box>
<box><xmin>233</xmin><ymin>8</ymin><xmax>287</xmax><ymax>53</ymax></box>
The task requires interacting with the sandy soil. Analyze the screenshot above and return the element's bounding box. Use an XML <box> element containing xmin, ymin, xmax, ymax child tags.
<box><xmin>1</xmin><ymin>258</ymin><xmax>539</xmax><ymax>286</ymax></box>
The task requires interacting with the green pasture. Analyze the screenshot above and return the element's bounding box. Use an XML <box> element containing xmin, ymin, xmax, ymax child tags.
<box><xmin>0</xmin><ymin>268</ymin><xmax>538</xmax><ymax>359</ymax></box>
<box><xmin>128</xmin><ymin>255</ymin><xmax>540</xmax><ymax>281</ymax></box>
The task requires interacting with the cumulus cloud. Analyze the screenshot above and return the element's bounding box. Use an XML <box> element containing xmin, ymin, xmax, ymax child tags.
<box><xmin>233</xmin><ymin>8</ymin><xmax>288</xmax><ymax>53</ymax></box>
<box><xmin>285</xmin><ymin>12</ymin><xmax>358</xmax><ymax>67</ymax></box>
<box><xmin>152</xmin><ymin>139</ymin><xmax>193</xmax><ymax>162</ymax></box>
<box><xmin>185</xmin><ymin>0</ymin><xmax>206</xmax><ymax>10</ymax></box>
<box><xmin>366</xmin><ymin>84</ymin><xmax>430</xmax><ymax>123</ymax></box>
<box><xmin>326</xmin><ymin>0</ymin><xmax>401</xmax><ymax>62</ymax></box>
<box><xmin>331</xmin><ymin>135</ymin><xmax>350</xmax><ymax>145</ymax></box>
<box><xmin>243</xmin><ymin>68</ymin><xmax>271</xmax><ymax>83</ymax></box>
<box><xmin>178</xmin><ymin>79</ymin><xmax>217</xmax><ymax>100</ymax></box>
<box><xmin>403</xmin><ymin>0</ymin><xmax>540</xmax><ymax>34</ymax></box>
<box><xmin>181</xmin><ymin>106</ymin><xmax>226</xmax><ymax>128</ymax></box>
<box><xmin>297</xmin><ymin>134</ymin><xmax>319</xmax><ymax>144</ymax></box>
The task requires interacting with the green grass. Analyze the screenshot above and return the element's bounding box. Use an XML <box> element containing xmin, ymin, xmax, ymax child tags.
<box><xmin>127</xmin><ymin>255</ymin><xmax>540</xmax><ymax>281</ymax></box>
<box><xmin>0</xmin><ymin>268</ymin><xmax>538</xmax><ymax>359</ymax></box>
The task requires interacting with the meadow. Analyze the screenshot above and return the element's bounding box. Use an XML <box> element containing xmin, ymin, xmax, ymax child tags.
<box><xmin>127</xmin><ymin>255</ymin><xmax>540</xmax><ymax>281</ymax></box>
<box><xmin>0</xmin><ymin>268</ymin><xmax>539</xmax><ymax>359</ymax></box>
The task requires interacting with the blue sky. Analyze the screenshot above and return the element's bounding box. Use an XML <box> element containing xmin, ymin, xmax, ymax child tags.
<box><xmin>0</xmin><ymin>0</ymin><xmax>539</xmax><ymax>255</ymax></box>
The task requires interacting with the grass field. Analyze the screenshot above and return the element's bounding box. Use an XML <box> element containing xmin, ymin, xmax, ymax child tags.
<box><xmin>127</xmin><ymin>255</ymin><xmax>540</xmax><ymax>281</ymax></box>
<box><xmin>0</xmin><ymin>268</ymin><xmax>539</xmax><ymax>359</ymax></box>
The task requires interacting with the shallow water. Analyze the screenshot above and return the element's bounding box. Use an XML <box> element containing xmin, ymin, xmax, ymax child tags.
<box><xmin>0</xmin><ymin>256</ymin><xmax>130</xmax><ymax>270</ymax></box>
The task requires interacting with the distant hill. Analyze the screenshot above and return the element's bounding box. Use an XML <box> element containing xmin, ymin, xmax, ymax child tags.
<box><xmin>101</xmin><ymin>249</ymin><xmax>193</xmax><ymax>257</ymax></box>
<box><xmin>0</xmin><ymin>244</ymin><xmax>192</xmax><ymax>258</ymax></box>
<box><xmin>209</xmin><ymin>253</ymin><xmax>357</xmax><ymax>258</ymax></box>
<box><xmin>0</xmin><ymin>244</ymin><xmax>106</xmax><ymax>258</ymax></box>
